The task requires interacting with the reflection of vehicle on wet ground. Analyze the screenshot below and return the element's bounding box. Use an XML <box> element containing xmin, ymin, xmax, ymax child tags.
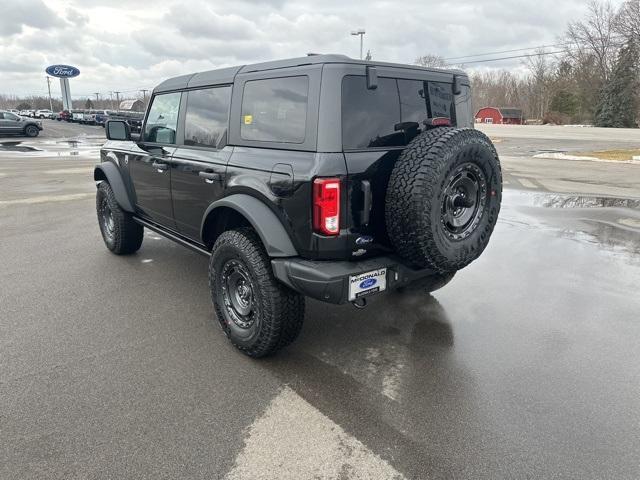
<box><xmin>0</xmin><ymin>110</ymin><xmax>42</xmax><ymax>137</ymax></box>
<box><xmin>0</xmin><ymin>137</ymin><xmax>104</xmax><ymax>155</ymax></box>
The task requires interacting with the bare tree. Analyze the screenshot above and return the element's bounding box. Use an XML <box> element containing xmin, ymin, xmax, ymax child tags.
<box><xmin>616</xmin><ymin>0</ymin><xmax>640</xmax><ymax>42</ymax></box>
<box><xmin>565</xmin><ymin>0</ymin><xmax>619</xmax><ymax>83</ymax></box>
<box><xmin>415</xmin><ymin>54</ymin><xmax>447</xmax><ymax>68</ymax></box>
<box><xmin>523</xmin><ymin>49</ymin><xmax>555</xmax><ymax>119</ymax></box>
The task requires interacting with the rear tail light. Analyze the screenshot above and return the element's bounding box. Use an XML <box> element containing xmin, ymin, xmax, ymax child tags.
<box><xmin>313</xmin><ymin>178</ymin><xmax>341</xmax><ymax>236</ymax></box>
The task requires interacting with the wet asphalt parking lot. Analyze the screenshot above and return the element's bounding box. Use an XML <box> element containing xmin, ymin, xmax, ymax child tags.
<box><xmin>1</xmin><ymin>121</ymin><xmax>640</xmax><ymax>479</ymax></box>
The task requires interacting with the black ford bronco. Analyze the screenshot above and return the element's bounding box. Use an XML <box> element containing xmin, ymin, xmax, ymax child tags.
<box><xmin>95</xmin><ymin>55</ymin><xmax>502</xmax><ymax>357</ymax></box>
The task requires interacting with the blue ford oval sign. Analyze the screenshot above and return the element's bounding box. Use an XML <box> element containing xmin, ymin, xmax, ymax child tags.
<box><xmin>46</xmin><ymin>65</ymin><xmax>80</xmax><ymax>78</ymax></box>
<box><xmin>359</xmin><ymin>278</ymin><xmax>377</xmax><ymax>289</ymax></box>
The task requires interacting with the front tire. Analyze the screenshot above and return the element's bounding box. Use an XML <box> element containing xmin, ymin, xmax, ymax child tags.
<box><xmin>209</xmin><ymin>228</ymin><xmax>305</xmax><ymax>357</ymax></box>
<box><xmin>96</xmin><ymin>182</ymin><xmax>143</xmax><ymax>254</ymax></box>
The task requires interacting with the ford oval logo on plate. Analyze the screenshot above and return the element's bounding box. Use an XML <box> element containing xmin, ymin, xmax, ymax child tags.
<box><xmin>359</xmin><ymin>278</ymin><xmax>377</xmax><ymax>289</ymax></box>
<box><xmin>45</xmin><ymin>64</ymin><xmax>81</xmax><ymax>78</ymax></box>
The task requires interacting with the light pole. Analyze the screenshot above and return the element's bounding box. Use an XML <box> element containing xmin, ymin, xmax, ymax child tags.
<box><xmin>351</xmin><ymin>29</ymin><xmax>366</xmax><ymax>60</ymax></box>
<box><xmin>45</xmin><ymin>76</ymin><xmax>53</xmax><ymax>111</ymax></box>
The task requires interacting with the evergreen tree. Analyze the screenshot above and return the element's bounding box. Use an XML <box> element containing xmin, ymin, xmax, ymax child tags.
<box><xmin>595</xmin><ymin>41</ymin><xmax>639</xmax><ymax>127</ymax></box>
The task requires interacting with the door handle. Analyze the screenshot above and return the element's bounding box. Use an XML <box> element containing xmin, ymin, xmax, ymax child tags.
<box><xmin>152</xmin><ymin>161</ymin><xmax>168</xmax><ymax>172</ymax></box>
<box><xmin>199</xmin><ymin>171</ymin><xmax>221</xmax><ymax>183</ymax></box>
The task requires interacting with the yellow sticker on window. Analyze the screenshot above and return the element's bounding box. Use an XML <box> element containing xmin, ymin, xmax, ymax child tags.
<box><xmin>243</xmin><ymin>114</ymin><xmax>253</xmax><ymax>125</ymax></box>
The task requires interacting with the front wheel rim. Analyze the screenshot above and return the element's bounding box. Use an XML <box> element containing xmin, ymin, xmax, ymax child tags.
<box><xmin>221</xmin><ymin>259</ymin><xmax>256</xmax><ymax>329</ymax></box>
<box><xmin>440</xmin><ymin>162</ymin><xmax>487</xmax><ymax>240</ymax></box>
<box><xmin>99</xmin><ymin>197</ymin><xmax>115</xmax><ymax>240</ymax></box>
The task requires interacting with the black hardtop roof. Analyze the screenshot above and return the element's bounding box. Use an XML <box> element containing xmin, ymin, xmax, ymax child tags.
<box><xmin>153</xmin><ymin>54</ymin><xmax>466</xmax><ymax>93</ymax></box>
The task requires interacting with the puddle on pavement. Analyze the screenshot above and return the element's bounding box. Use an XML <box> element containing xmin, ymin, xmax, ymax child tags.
<box><xmin>502</xmin><ymin>190</ymin><xmax>640</xmax><ymax>259</ymax></box>
<box><xmin>0</xmin><ymin>137</ymin><xmax>103</xmax><ymax>158</ymax></box>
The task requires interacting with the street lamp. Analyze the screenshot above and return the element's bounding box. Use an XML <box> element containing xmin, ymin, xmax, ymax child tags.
<box><xmin>351</xmin><ymin>29</ymin><xmax>366</xmax><ymax>60</ymax></box>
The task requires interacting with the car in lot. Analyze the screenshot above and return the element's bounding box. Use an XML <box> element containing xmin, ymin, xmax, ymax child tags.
<box><xmin>35</xmin><ymin>109</ymin><xmax>54</xmax><ymax>119</ymax></box>
<box><xmin>94</xmin><ymin>110</ymin><xmax>114</xmax><ymax>127</ymax></box>
<box><xmin>106</xmin><ymin>110</ymin><xmax>144</xmax><ymax>132</ymax></box>
<box><xmin>83</xmin><ymin>110</ymin><xmax>97</xmax><ymax>125</ymax></box>
<box><xmin>71</xmin><ymin>109</ymin><xmax>85</xmax><ymax>123</ymax></box>
<box><xmin>57</xmin><ymin>110</ymin><xmax>71</xmax><ymax>122</ymax></box>
<box><xmin>95</xmin><ymin>54</ymin><xmax>502</xmax><ymax>357</ymax></box>
<box><xmin>0</xmin><ymin>110</ymin><xmax>42</xmax><ymax>137</ymax></box>
<box><xmin>8</xmin><ymin>109</ymin><xmax>20</xmax><ymax>115</ymax></box>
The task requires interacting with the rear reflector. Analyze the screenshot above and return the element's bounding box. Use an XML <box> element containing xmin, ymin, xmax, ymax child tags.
<box><xmin>430</xmin><ymin>117</ymin><xmax>451</xmax><ymax>126</ymax></box>
<box><xmin>313</xmin><ymin>178</ymin><xmax>340</xmax><ymax>236</ymax></box>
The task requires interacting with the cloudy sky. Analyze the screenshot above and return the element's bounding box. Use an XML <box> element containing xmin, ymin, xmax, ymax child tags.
<box><xmin>0</xmin><ymin>0</ymin><xmax>626</xmax><ymax>99</ymax></box>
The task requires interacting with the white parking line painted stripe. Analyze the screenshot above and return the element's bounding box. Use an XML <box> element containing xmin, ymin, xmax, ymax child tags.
<box><xmin>0</xmin><ymin>193</ymin><xmax>93</xmax><ymax>206</ymax></box>
<box><xmin>517</xmin><ymin>178</ymin><xmax>537</xmax><ymax>189</ymax></box>
<box><xmin>225</xmin><ymin>387</ymin><xmax>405</xmax><ymax>480</ymax></box>
<box><xmin>43</xmin><ymin>168</ymin><xmax>95</xmax><ymax>174</ymax></box>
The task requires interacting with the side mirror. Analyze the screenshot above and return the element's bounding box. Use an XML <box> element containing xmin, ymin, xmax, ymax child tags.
<box><xmin>106</xmin><ymin>120</ymin><xmax>131</xmax><ymax>141</ymax></box>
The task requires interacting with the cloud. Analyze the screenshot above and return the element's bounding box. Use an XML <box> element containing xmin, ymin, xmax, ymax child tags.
<box><xmin>0</xmin><ymin>0</ymin><xmax>66</xmax><ymax>36</ymax></box>
<box><xmin>0</xmin><ymin>0</ymin><xmax>629</xmax><ymax>97</ymax></box>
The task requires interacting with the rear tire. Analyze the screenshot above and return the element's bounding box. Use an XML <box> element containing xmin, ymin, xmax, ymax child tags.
<box><xmin>96</xmin><ymin>182</ymin><xmax>143</xmax><ymax>254</ymax></box>
<box><xmin>209</xmin><ymin>228</ymin><xmax>305</xmax><ymax>358</ymax></box>
<box><xmin>24</xmin><ymin>125</ymin><xmax>39</xmax><ymax>137</ymax></box>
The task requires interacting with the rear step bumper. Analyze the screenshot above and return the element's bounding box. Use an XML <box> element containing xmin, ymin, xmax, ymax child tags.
<box><xmin>271</xmin><ymin>256</ymin><xmax>437</xmax><ymax>304</ymax></box>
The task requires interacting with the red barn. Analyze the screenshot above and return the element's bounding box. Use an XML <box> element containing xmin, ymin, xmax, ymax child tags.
<box><xmin>475</xmin><ymin>107</ymin><xmax>523</xmax><ymax>125</ymax></box>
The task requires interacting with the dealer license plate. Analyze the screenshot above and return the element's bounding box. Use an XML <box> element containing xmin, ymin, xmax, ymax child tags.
<box><xmin>348</xmin><ymin>268</ymin><xmax>387</xmax><ymax>301</ymax></box>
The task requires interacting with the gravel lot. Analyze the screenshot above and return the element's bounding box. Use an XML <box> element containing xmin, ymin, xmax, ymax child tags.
<box><xmin>1</xmin><ymin>124</ymin><xmax>640</xmax><ymax>479</ymax></box>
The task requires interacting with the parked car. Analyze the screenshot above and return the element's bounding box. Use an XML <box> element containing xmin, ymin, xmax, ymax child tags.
<box><xmin>35</xmin><ymin>109</ymin><xmax>54</xmax><ymax>119</ymax></box>
<box><xmin>0</xmin><ymin>110</ymin><xmax>42</xmax><ymax>137</ymax></box>
<box><xmin>83</xmin><ymin>110</ymin><xmax>97</xmax><ymax>125</ymax></box>
<box><xmin>106</xmin><ymin>110</ymin><xmax>144</xmax><ymax>132</ymax></box>
<box><xmin>71</xmin><ymin>109</ymin><xmax>85</xmax><ymax>123</ymax></box>
<box><xmin>57</xmin><ymin>110</ymin><xmax>71</xmax><ymax>122</ymax></box>
<box><xmin>95</xmin><ymin>55</ymin><xmax>502</xmax><ymax>358</ymax></box>
<box><xmin>8</xmin><ymin>109</ymin><xmax>20</xmax><ymax>115</ymax></box>
<box><xmin>18</xmin><ymin>110</ymin><xmax>30</xmax><ymax>116</ymax></box>
<box><xmin>94</xmin><ymin>110</ymin><xmax>114</xmax><ymax>127</ymax></box>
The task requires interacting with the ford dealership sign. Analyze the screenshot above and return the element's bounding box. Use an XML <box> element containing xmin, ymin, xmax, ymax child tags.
<box><xmin>45</xmin><ymin>65</ymin><xmax>80</xmax><ymax>78</ymax></box>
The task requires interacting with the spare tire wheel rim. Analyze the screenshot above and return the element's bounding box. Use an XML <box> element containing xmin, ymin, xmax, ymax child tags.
<box><xmin>221</xmin><ymin>259</ymin><xmax>256</xmax><ymax>329</ymax></box>
<box><xmin>440</xmin><ymin>162</ymin><xmax>487</xmax><ymax>240</ymax></box>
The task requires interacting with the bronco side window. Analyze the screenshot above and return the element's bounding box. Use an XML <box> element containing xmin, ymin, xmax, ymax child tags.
<box><xmin>143</xmin><ymin>92</ymin><xmax>181</xmax><ymax>144</ymax></box>
<box><xmin>184</xmin><ymin>86</ymin><xmax>231</xmax><ymax>149</ymax></box>
<box><xmin>240</xmin><ymin>76</ymin><xmax>309</xmax><ymax>144</ymax></box>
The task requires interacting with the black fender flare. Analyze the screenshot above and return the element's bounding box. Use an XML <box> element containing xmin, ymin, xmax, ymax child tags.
<box><xmin>94</xmin><ymin>161</ymin><xmax>134</xmax><ymax>212</ymax></box>
<box><xmin>201</xmin><ymin>194</ymin><xmax>298</xmax><ymax>257</ymax></box>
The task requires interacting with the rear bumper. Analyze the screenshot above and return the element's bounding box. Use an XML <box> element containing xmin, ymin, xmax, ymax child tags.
<box><xmin>271</xmin><ymin>256</ymin><xmax>437</xmax><ymax>304</ymax></box>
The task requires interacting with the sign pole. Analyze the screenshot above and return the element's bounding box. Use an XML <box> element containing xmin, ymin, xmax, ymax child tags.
<box><xmin>60</xmin><ymin>78</ymin><xmax>73</xmax><ymax>111</ymax></box>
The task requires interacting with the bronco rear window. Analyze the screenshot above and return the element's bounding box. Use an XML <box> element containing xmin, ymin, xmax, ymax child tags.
<box><xmin>342</xmin><ymin>75</ymin><xmax>453</xmax><ymax>150</ymax></box>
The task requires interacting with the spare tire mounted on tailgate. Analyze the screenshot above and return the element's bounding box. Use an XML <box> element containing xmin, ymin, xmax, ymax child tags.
<box><xmin>385</xmin><ymin>127</ymin><xmax>502</xmax><ymax>273</ymax></box>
